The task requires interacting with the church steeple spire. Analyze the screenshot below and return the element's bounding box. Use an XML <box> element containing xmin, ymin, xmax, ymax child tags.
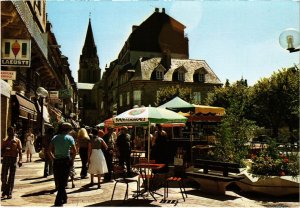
<box><xmin>78</xmin><ymin>17</ymin><xmax>101</xmax><ymax>83</ymax></box>
<box><xmin>82</xmin><ymin>17</ymin><xmax>97</xmax><ymax>58</ymax></box>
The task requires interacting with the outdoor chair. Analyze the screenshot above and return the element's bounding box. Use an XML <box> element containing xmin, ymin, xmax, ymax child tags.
<box><xmin>164</xmin><ymin>175</ymin><xmax>187</xmax><ymax>201</ymax></box>
<box><xmin>111</xmin><ymin>164</ymin><xmax>140</xmax><ymax>201</ymax></box>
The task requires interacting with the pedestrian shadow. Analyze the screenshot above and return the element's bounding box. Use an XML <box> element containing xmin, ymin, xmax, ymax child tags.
<box><xmin>21</xmin><ymin>188</ymin><xmax>57</xmax><ymax>197</ymax></box>
<box><xmin>85</xmin><ymin>199</ymin><xmax>158</xmax><ymax>207</ymax></box>
<box><xmin>21</xmin><ymin>176</ymin><xmax>45</xmax><ymax>181</ymax></box>
<box><xmin>67</xmin><ymin>184</ymin><xmax>100</xmax><ymax>194</ymax></box>
<box><xmin>30</xmin><ymin>177</ymin><xmax>55</xmax><ymax>184</ymax></box>
<box><xmin>33</xmin><ymin>159</ymin><xmax>44</xmax><ymax>163</ymax></box>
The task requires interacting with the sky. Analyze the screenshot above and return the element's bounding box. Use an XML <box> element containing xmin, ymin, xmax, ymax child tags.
<box><xmin>47</xmin><ymin>0</ymin><xmax>300</xmax><ymax>86</ymax></box>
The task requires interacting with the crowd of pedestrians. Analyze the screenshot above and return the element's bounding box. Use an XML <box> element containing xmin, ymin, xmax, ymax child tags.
<box><xmin>1</xmin><ymin>122</ymin><xmax>170</xmax><ymax>206</ymax></box>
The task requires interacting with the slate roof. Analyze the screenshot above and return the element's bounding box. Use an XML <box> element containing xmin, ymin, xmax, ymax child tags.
<box><xmin>132</xmin><ymin>57</ymin><xmax>222</xmax><ymax>84</ymax></box>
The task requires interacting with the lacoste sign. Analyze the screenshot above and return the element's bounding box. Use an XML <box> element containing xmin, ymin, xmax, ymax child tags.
<box><xmin>1</xmin><ymin>39</ymin><xmax>31</xmax><ymax>67</ymax></box>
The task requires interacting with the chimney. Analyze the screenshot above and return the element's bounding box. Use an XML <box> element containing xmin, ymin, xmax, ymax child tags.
<box><xmin>155</xmin><ymin>8</ymin><xmax>159</xmax><ymax>12</ymax></box>
<box><xmin>161</xmin><ymin>50</ymin><xmax>171</xmax><ymax>69</ymax></box>
<box><xmin>132</xmin><ymin>25</ymin><xmax>138</xmax><ymax>32</ymax></box>
<box><xmin>162</xmin><ymin>8</ymin><xmax>165</xmax><ymax>13</ymax></box>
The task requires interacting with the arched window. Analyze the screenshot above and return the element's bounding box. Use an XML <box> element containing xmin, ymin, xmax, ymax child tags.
<box><xmin>173</xmin><ymin>67</ymin><xmax>186</xmax><ymax>82</ymax></box>
<box><xmin>151</xmin><ymin>66</ymin><xmax>165</xmax><ymax>80</ymax></box>
<box><xmin>193</xmin><ymin>72</ymin><xmax>205</xmax><ymax>83</ymax></box>
<box><xmin>193</xmin><ymin>68</ymin><xmax>206</xmax><ymax>83</ymax></box>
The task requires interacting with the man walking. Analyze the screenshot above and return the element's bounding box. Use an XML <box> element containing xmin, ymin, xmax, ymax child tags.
<box><xmin>116</xmin><ymin>126</ymin><xmax>132</xmax><ymax>176</ymax></box>
<box><xmin>1</xmin><ymin>126</ymin><xmax>23</xmax><ymax>199</ymax></box>
<box><xmin>49</xmin><ymin>123</ymin><xmax>77</xmax><ymax>206</ymax></box>
<box><xmin>42</xmin><ymin>127</ymin><xmax>55</xmax><ymax>177</ymax></box>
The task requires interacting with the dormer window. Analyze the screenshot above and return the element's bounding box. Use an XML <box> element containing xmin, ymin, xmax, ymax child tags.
<box><xmin>194</xmin><ymin>73</ymin><xmax>205</xmax><ymax>83</ymax></box>
<box><xmin>194</xmin><ymin>68</ymin><xmax>207</xmax><ymax>83</ymax></box>
<box><xmin>151</xmin><ymin>65</ymin><xmax>166</xmax><ymax>80</ymax></box>
<box><xmin>178</xmin><ymin>71</ymin><xmax>185</xmax><ymax>81</ymax></box>
<box><xmin>198</xmin><ymin>73</ymin><xmax>205</xmax><ymax>82</ymax></box>
<box><xmin>173</xmin><ymin>67</ymin><xmax>187</xmax><ymax>82</ymax></box>
<box><xmin>156</xmin><ymin>69</ymin><xmax>164</xmax><ymax>80</ymax></box>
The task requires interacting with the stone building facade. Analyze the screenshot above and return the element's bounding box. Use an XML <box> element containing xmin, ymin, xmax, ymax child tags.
<box><xmin>100</xmin><ymin>8</ymin><xmax>222</xmax><ymax>119</ymax></box>
<box><xmin>1</xmin><ymin>0</ymin><xmax>77</xmax><ymax>140</ymax></box>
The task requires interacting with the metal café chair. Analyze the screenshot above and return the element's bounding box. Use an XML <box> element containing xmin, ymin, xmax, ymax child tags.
<box><xmin>111</xmin><ymin>164</ymin><xmax>140</xmax><ymax>201</ymax></box>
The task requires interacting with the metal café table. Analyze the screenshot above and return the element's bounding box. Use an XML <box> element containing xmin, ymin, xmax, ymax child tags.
<box><xmin>131</xmin><ymin>150</ymin><xmax>146</xmax><ymax>166</ymax></box>
<box><xmin>132</xmin><ymin>162</ymin><xmax>165</xmax><ymax>200</ymax></box>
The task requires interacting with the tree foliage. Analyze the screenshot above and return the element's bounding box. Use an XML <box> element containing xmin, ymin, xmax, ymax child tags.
<box><xmin>206</xmin><ymin>78</ymin><xmax>251</xmax><ymax>119</ymax></box>
<box><xmin>206</xmin><ymin>78</ymin><xmax>259</xmax><ymax>164</ymax></box>
<box><xmin>206</xmin><ymin>67</ymin><xmax>299</xmax><ymax>138</ymax></box>
<box><xmin>250</xmin><ymin>67</ymin><xmax>299</xmax><ymax>137</ymax></box>
<box><xmin>155</xmin><ymin>86</ymin><xmax>193</xmax><ymax>106</ymax></box>
<box><xmin>211</xmin><ymin>113</ymin><xmax>260</xmax><ymax>164</ymax></box>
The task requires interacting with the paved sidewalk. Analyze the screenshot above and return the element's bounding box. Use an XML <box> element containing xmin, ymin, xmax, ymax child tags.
<box><xmin>0</xmin><ymin>153</ymin><xmax>299</xmax><ymax>207</ymax></box>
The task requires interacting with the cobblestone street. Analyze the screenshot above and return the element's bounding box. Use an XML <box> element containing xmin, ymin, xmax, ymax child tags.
<box><xmin>0</xmin><ymin>153</ymin><xmax>299</xmax><ymax>207</ymax></box>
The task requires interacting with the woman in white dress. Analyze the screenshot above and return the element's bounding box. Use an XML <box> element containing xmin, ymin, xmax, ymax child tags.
<box><xmin>25</xmin><ymin>128</ymin><xmax>36</xmax><ymax>162</ymax></box>
<box><xmin>88</xmin><ymin>128</ymin><xmax>108</xmax><ymax>189</ymax></box>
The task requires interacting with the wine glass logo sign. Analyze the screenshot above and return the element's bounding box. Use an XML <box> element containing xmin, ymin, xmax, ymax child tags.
<box><xmin>11</xmin><ymin>40</ymin><xmax>21</xmax><ymax>59</ymax></box>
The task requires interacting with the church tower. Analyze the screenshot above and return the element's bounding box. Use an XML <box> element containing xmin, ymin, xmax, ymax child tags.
<box><xmin>78</xmin><ymin>18</ymin><xmax>101</xmax><ymax>83</ymax></box>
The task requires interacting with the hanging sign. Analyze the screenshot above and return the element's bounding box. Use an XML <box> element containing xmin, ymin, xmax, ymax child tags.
<box><xmin>0</xmin><ymin>70</ymin><xmax>16</xmax><ymax>80</ymax></box>
<box><xmin>1</xmin><ymin>39</ymin><xmax>31</xmax><ymax>67</ymax></box>
<box><xmin>59</xmin><ymin>89</ymin><xmax>71</xmax><ymax>99</ymax></box>
<box><xmin>49</xmin><ymin>91</ymin><xmax>59</xmax><ymax>99</ymax></box>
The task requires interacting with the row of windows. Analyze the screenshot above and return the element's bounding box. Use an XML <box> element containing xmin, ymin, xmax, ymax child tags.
<box><xmin>152</xmin><ymin>69</ymin><xmax>206</xmax><ymax>82</ymax></box>
<box><xmin>119</xmin><ymin>90</ymin><xmax>201</xmax><ymax>107</ymax></box>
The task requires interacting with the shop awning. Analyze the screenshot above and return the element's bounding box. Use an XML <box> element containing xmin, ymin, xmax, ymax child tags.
<box><xmin>193</xmin><ymin>105</ymin><xmax>225</xmax><ymax>116</ymax></box>
<box><xmin>178</xmin><ymin>111</ymin><xmax>223</xmax><ymax>122</ymax></box>
<box><xmin>15</xmin><ymin>94</ymin><xmax>37</xmax><ymax>121</ymax></box>
<box><xmin>1</xmin><ymin>80</ymin><xmax>11</xmax><ymax>98</ymax></box>
<box><xmin>159</xmin><ymin>96</ymin><xmax>225</xmax><ymax>116</ymax></box>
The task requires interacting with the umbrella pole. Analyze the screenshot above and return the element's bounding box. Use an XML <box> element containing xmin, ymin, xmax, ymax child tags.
<box><xmin>147</xmin><ymin>122</ymin><xmax>151</xmax><ymax>162</ymax></box>
<box><xmin>147</xmin><ymin>122</ymin><xmax>151</xmax><ymax>192</ymax></box>
<box><xmin>190</xmin><ymin>120</ymin><xmax>193</xmax><ymax>166</ymax></box>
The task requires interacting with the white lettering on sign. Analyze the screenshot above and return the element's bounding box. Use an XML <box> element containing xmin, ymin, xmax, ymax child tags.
<box><xmin>1</xmin><ymin>59</ymin><xmax>30</xmax><ymax>66</ymax></box>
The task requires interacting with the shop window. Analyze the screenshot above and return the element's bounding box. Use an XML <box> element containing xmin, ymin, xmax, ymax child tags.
<box><xmin>193</xmin><ymin>92</ymin><xmax>201</xmax><ymax>104</ymax></box>
<box><xmin>127</xmin><ymin>92</ymin><xmax>130</xmax><ymax>105</ymax></box>
<box><xmin>133</xmin><ymin>90</ymin><xmax>142</xmax><ymax>106</ymax></box>
<box><xmin>119</xmin><ymin>94</ymin><xmax>123</xmax><ymax>107</ymax></box>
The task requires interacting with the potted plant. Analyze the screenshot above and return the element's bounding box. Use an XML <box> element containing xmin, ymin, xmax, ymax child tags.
<box><xmin>236</xmin><ymin>140</ymin><xmax>299</xmax><ymax>196</ymax></box>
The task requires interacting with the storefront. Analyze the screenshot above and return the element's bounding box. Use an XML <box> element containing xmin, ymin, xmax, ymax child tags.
<box><xmin>10</xmin><ymin>93</ymin><xmax>37</xmax><ymax>144</ymax></box>
<box><xmin>1</xmin><ymin>80</ymin><xmax>11</xmax><ymax>140</ymax></box>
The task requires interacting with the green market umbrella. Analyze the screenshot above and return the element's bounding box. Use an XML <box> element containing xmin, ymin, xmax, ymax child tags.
<box><xmin>158</xmin><ymin>96</ymin><xmax>194</xmax><ymax>112</ymax></box>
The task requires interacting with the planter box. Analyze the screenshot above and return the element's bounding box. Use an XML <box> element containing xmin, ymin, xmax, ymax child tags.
<box><xmin>236</xmin><ymin>170</ymin><xmax>300</xmax><ymax>196</ymax></box>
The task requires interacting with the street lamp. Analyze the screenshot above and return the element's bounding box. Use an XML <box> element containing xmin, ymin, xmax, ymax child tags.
<box><xmin>36</xmin><ymin>87</ymin><xmax>48</xmax><ymax>137</ymax></box>
<box><xmin>279</xmin><ymin>28</ymin><xmax>300</xmax><ymax>53</ymax></box>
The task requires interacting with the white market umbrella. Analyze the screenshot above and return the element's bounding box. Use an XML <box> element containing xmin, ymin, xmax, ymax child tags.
<box><xmin>113</xmin><ymin>106</ymin><xmax>187</xmax><ymax>161</ymax></box>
